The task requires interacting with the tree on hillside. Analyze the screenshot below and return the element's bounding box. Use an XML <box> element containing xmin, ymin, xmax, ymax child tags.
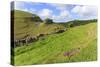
<box><xmin>44</xmin><ymin>18</ymin><xmax>53</xmax><ymax>24</ymax></box>
<box><xmin>32</xmin><ymin>15</ymin><xmax>43</xmax><ymax>22</ymax></box>
<box><xmin>67</xmin><ymin>22</ymin><xmax>74</xmax><ymax>27</ymax></box>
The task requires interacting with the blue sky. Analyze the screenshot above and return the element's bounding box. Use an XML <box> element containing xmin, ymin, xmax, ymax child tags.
<box><xmin>14</xmin><ymin>1</ymin><xmax>98</xmax><ymax>22</ymax></box>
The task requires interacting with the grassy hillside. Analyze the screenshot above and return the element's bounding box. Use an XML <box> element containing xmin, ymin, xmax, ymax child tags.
<box><xmin>14</xmin><ymin>22</ymin><xmax>97</xmax><ymax>65</ymax></box>
<box><xmin>13</xmin><ymin>10</ymin><xmax>36</xmax><ymax>39</ymax></box>
<box><xmin>13</xmin><ymin>10</ymin><xmax>66</xmax><ymax>40</ymax></box>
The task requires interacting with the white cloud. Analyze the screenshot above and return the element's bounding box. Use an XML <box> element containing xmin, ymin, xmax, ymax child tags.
<box><xmin>60</xmin><ymin>10</ymin><xmax>70</xmax><ymax>18</ymax></box>
<box><xmin>71</xmin><ymin>6</ymin><xmax>81</xmax><ymax>14</ymax></box>
<box><xmin>82</xmin><ymin>6</ymin><xmax>97</xmax><ymax>16</ymax></box>
<box><xmin>28</xmin><ymin>8</ymin><xmax>36</xmax><ymax>13</ymax></box>
<box><xmin>49</xmin><ymin>3</ymin><xmax>72</xmax><ymax>22</ymax></box>
<box><xmin>52</xmin><ymin>10</ymin><xmax>71</xmax><ymax>22</ymax></box>
<box><xmin>38</xmin><ymin>9</ymin><xmax>53</xmax><ymax>19</ymax></box>
<box><xmin>71</xmin><ymin>5</ymin><xmax>98</xmax><ymax>18</ymax></box>
<box><xmin>53</xmin><ymin>10</ymin><xmax>69</xmax><ymax>19</ymax></box>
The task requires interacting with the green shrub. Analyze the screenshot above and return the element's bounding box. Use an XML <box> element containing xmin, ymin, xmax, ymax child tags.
<box><xmin>32</xmin><ymin>15</ymin><xmax>43</xmax><ymax>22</ymax></box>
<box><xmin>44</xmin><ymin>18</ymin><xmax>53</xmax><ymax>24</ymax></box>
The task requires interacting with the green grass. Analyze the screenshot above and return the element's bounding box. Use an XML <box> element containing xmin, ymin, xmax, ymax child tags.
<box><xmin>14</xmin><ymin>22</ymin><xmax>97</xmax><ymax>66</ymax></box>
